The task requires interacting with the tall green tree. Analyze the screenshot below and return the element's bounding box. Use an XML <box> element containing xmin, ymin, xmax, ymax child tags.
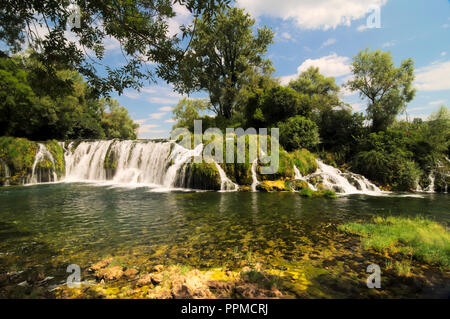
<box><xmin>100</xmin><ymin>99</ymin><xmax>138</xmax><ymax>139</ymax></box>
<box><xmin>288</xmin><ymin>66</ymin><xmax>342</xmax><ymax>114</ymax></box>
<box><xmin>346</xmin><ymin>49</ymin><xmax>416</xmax><ymax>132</ymax></box>
<box><xmin>0</xmin><ymin>0</ymin><xmax>229</xmax><ymax>97</ymax></box>
<box><xmin>171</xmin><ymin>7</ymin><xmax>274</xmax><ymax>120</ymax></box>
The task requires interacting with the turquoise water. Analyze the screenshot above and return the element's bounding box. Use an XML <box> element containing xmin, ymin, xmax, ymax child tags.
<box><xmin>0</xmin><ymin>183</ymin><xmax>449</xmax><ymax>297</ymax></box>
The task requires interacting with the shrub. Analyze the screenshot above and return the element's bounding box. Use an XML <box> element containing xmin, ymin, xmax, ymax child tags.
<box><xmin>278</xmin><ymin>116</ymin><xmax>320</xmax><ymax>151</ymax></box>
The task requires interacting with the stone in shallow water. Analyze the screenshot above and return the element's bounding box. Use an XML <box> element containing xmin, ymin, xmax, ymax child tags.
<box><xmin>89</xmin><ymin>257</ymin><xmax>113</xmax><ymax>272</ymax></box>
<box><xmin>96</xmin><ymin>266</ymin><xmax>124</xmax><ymax>281</ymax></box>
<box><xmin>123</xmin><ymin>268</ymin><xmax>139</xmax><ymax>279</ymax></box>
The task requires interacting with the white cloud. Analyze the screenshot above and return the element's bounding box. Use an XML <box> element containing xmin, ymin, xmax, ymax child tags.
<box><xmin>167</xmin><ymin>3</ymin><xmax>192</xmax><ymax>36</ymax></box>
<box><xmin>279</xmin><ymin>53</ymin><xmax>351</xmax><ymax>85</ymax></box>
<box><xmin>297</xmin><ymin>53</ymin><xmax>351</xmax><ymax>77</ymax></box>
<box><xmin>382</xmin><ymin>40</ymin><xmax>396</xmax><ymax>48</ymax></box>
<box><xmin>357</xmin><ymin>25</ymin><xmax>369</xmax><ymax>32</ymax></box>
<box><xmin>137</xmin><ymin>124</ymin><xmax>161</xmax><ymax>135</ymax></box>
<box><xmin>429</xmin><ymin>99</ymin><xmax>446</xmax><ymax>106</ymax></box>
<box><xmin>415</xmin><ymin>60</ymin><xmax>450</xmax><ymax>91</ymax></box>
<box><xmin>134</xmin><ymin>119</ymin><xmax>148</xmax><ymax>125</ymax></box>
<box><xmin>321</xmin><ymin>38</ymin><xmax>336</xmax><ymax>48</ymax></box>
<box><xmin>148</xmin><ymin>97</ymin><xmax>180</xmax><ymax>105</ymax></box>
<box><xmin>148</xmin><ymin>112</ymin><xmax>167</xmax><ymax>120</ymax></box>
<box><xmin>159</xmin><ymin>106</ymin><xmax>174</xmax><ymax>112</ymax></box>
<box><xmin>237</xmin><ymin>0</ymin><xmax>387</xmax><ymax>30</ymax></box>
<box><xmin>124</xmin><ymin>91</ymin><xmax>140</xmax><ymax>99</ymax></box>
<box><xmin>165</xmin><ymin>119</ymin><xmax>176</xmax><ymax>123</ymax></box>
<box><xmin>441</xmin><ymin>52</ymin><xmax>447</xmax><ymax>57</ymax></box>
<box><xmin>442</xmin><ymin>24</ymin><xmax>449</xmax><ymax>29</ymax></box>
<box><xmin>351</xmin><ymin>103</ymin><xmax>365</xmax><ymax>111</ymax></box>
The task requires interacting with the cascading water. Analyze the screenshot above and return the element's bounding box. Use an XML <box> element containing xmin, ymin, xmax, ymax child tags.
<box><xmin>0</xmin><ymin>159</ymin><xmax>11</xmax><ymax>186</ymax></box>
<box><xmin>293</xmin><ymin>165</ymin><xmax>317</xmax><ymax>191</ymax></box>
<box><xmin>62</xmin><ymin>140</ymin><xmax>239</xmax><ymax>191</ymax></box>
<box><xmin>30</xmin><ymin>143</ymin><xmax>58</xmax><ymax>184</ymax></box>
<box><xmin>215</xmin><ymin>163</ymin><xmax>239</xmax><ymax>191</ymax></box>
<box><xmin>251</xmin><ymin>158</ymin><xmax>259</xmax><ymax>192</ymax></box>
<box><xmin>302</xmin><ymin>160</ymin><xmax>383</xmax><ymax>195</ymax></box>
<box><xmin>424</xmin><ymin>174</ymin><xmax>435</xmax><ymax>193</ymax></box>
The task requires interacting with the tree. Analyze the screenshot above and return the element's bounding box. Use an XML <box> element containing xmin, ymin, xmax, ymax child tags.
<box><xmin>171</xmin><ymin>7</ymin><xmax>274</xmax><ymax>120</ymax></box>
<box><xmin>101</xmin><ymin>99</ymin><xmax>138</xmax><ymax>139</ymax></box>
<box><xmin>288</xmin><ymin>66</ymin><xmax>342</xmax><ymax>115</ymax></box>
<box><xmin>0</xmin><ymin>54</ymin><xmax>138</xmax><ymax>140</ymax></box>
<box><xmin>171</xmin><ymin>97</ymin><xmax>212</xmax><ymax>131</ymax></box>
<box><xmin>346</xmin><ymin>49</ymin><xmax>416</xmax><ymax>132</ymax></box>
<box><xmin>277</xmin><ymin>116</ymin><xmax>320</xmax><ymax>151</ymax></box>
<box><xmin>0</xmin><ymin>0</ymin><xmax>229</xmax><ymax>97</ymax></box>
<box><xmin>0</xmin><ymin>57</ymin><xmax>37</xmax><ymax>137</ymax></box>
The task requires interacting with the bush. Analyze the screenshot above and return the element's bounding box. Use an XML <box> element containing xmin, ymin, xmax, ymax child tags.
<box><xmin>278</xmin><ymin>116</ymin><xmax>320</xmax><ymax>151</ymax></box>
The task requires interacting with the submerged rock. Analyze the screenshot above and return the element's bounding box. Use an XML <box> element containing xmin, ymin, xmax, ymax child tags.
<box><xmin>96</xmin><ymin>266</ymin><xmax>124</xmax><ymax>281</ymax></box>
<box><xmin>123</xmin><ymin>268</ymin><xmax>139</xmax><ymax>279</ymax></box>
<box><xmin>89</xmin><ymin>258</ymin><xmax>113</xmax><ymax>272</ymax></box>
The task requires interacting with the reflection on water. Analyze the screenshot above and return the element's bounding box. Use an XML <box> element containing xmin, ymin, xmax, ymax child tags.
<box><xmin>0</xmin><ymin>184</ymin><xmax>448</xmax><ymax>297</ymax></box>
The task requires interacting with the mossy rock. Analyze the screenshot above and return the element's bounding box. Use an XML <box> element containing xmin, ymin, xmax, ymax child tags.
<box><xmin>180</xmin><ymin>158</ymin><xmax>221</xmax><ymax>190</ymax></box>
<box><xmin>256</xmin><ymin>180</ymin><xmax>288</xmax><ymax>192</ymax></box>
<box><xmin>0</xmin><ymin>136</ymin><xmax>37</xmax><ymax>185</ymax></box>
<box><xmin>285</xmin><ymin>179</ymin><xmax>309</xmax><ymax>191</ymax></box>
<box><xmin>103</xmin><ymin>141</ymin><xmax>118</xmax><ymax>179</ymax></box>
<box><xmin>44</xmin><ymin>140</ymin><xmax>65</xmax><ymax>176</ymax></box>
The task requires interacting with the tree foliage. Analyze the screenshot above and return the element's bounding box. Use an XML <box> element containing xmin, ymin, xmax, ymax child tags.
<box><xmin>0</xmin><ymin>0</ymin><xmax>230</xmax><ymax>97</ymax></box>
<box><xmin>171</xmin><ymin>7</ymin><xmax>274</xmax><ymax>119</ymax></box>
<box><xmin>0</xmin><ymin>54</ymin><xmax>137</xmax><ymax>140</ymax></box>
<box><xmin>346</xmin><ymin>49</ymin><xmax>416</xmax><ymax>132</ymax></box>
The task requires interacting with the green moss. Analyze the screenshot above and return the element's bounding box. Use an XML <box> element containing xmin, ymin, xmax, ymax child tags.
<box><xmin>256</xmin><ymin>180</ymin><xmax>288</xmax><ymax>192</ymax></box>
<box><xmin>104</xmin><ymin>142</ymin><xmax>118</xmax><ymax>170</ymax></box>
<box><xmin>0</xmin><ymin>136</ymin><xmax>37</xmax><ymax>185</ymax></box>
<box><xmin>184</xmin><ymin>159</ymin><xmax>221</xmax><ymax>190</ymax></box>
<box><xmin>45</xmin><ymin>140</ymin><xmax>65</xmax><ymax>177</ymax></box>
<box><xmin>291</xmin><ymin>149</ymin><xmax>318</xmax><ymax>175</ymax></box>
<box><xmin>339</xmin><ymin>216</ymin><xmax>450</xmax><ymax>267</ymax></box>
<box><xmin>299</xmin><ymin>187</ymin><xmax>336</xmax><ymax>198</ymax></box>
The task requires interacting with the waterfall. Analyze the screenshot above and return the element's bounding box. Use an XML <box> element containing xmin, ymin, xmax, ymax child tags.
<box><xmin>61</xmin><ymin>140</ymin><xmax>239</xmax><ymax>191</ymax></box>
<box><xmin>251</xmin><ymin>158</ymin><xmax>259</xmax><ymax>192</ymax></box>
<box><xmin>215</xmin><ymin>163</ymin><xmax>238</xmax><ymax>191</ymax></box>
<box><xmin>64</xmin><ymin>140</ymin><xmax>114</xmax><ymax>182</ymax></box>
<box><xmin>293</xmin><ymin>165</ymin><xmax>317</xmax><ymax>191</ymax></box>
<box><xmin>303</xmin><ymin>160</ymin><xmax>382</xmax><ymax>195</ymax></box>
<box><xmin>164</xmin><ymin>143</ymin><xmax>204</xmax><ymax>188</ymax></box>
<box><xmin>424</xmin><ymin>174</ymin><xmax>435</xmax><ymax>193</ymax></box>
<box><xmin>1</xmin><ymin>159</ymin><xmax>10</xmax><ymax>186</ymax></box>
<box><xmin>30</xmin><ymin>143</ymin><xmax>58</xmax><ymax>184</ymax></box>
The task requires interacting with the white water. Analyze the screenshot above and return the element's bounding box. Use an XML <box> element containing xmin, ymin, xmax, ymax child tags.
<box><xmin>215</xmin><ymin>163</ymin><xmax>239</xmax><ymax>191</ymax></box>
<box><xmin>251</xmin><ymin>158</ymin><xmax>259</xmax><ymax>192</ymax></box>
<box><xmin>424</xmin><ymin>174</ymin><xmax>435</xmax><ymax>193</ymax></box>
<box><xmin>30</xmin><ymin>143</ymin><xmax>58</xmax><ymax>184</ymax></box>
<box><xmin>61</xmin><ymin>140</ymin><xmax>239</xmax><ymax>191</ymax></box>
<box><xmin>303</xmin><ymin>160</ymin><xmax>383</xmax><ymax>195</ymax></box>
<box><xmin>293</xmin><ymin>165</ymin><xmax>317</xmax><ymax>191</ymax></box>
<box><xmin>10</xmin><ymin>140</ymin><xmax>392</xmax><ymax>195</ymax></box>
<box><xmin>1</xmin><ymin>159</ymin><xmax>10</xmax><ymax>186</ymax></box>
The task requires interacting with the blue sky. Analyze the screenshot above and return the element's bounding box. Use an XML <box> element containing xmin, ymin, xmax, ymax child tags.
<box><xmin>103</xmin><ymin>0</ymin><xmax>450</xmax><ymax>138</ymax></box>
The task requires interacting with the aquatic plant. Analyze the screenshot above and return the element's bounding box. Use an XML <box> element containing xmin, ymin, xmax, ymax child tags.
<box><xmin>339</xmin><ymin>216</ymin><xmax>450</xmax><ymax>267</ymax></box>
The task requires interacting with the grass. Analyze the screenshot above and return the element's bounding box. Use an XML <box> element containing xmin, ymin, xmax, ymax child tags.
<box><xmin>339</xmin><ymin>216</ymin><xmax>450</xmax><ymax>268</ymax></box>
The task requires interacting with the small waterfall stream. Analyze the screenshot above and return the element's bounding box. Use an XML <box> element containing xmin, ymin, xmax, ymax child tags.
<box><xmin>293</xmin><ymin>165</ymin><xmax>317</xmax><ymax>191</ymax></box>
<box><xmin>424</xmin><ymin>174</ymin><xmax>435</xmax><ymax>193</ymax></box>
<box><xmin>298</xmin><ymin>160</ymin><xmax>382</xmax><ymax>195</ymax></box>
<box><xmin>30</xmin><ymin>143</ymin><xmax>58</xmax><ymax>184</ymax></box>
<box><xmin>251</xmin><ymin>158</ymin><xmax>259</xmax><ymax>192</ymax></box>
